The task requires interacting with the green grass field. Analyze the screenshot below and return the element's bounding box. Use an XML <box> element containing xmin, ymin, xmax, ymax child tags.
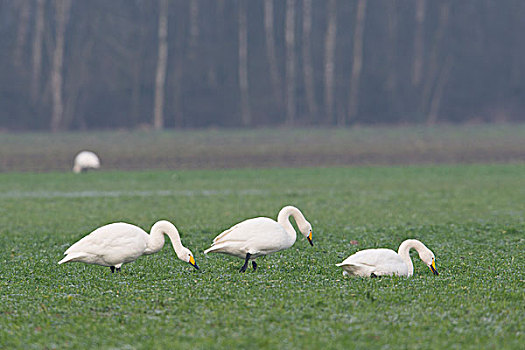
<box><xmin>0</xmin><ymin>164</ymin><xmax>523</xmax><ymax>349</ymax></box>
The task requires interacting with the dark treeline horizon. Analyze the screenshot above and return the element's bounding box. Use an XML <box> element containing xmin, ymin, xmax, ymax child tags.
<box><xmin>1</xmin><ymin>0</ymin><xmax>524</xmax><ymax>131</ymax></box>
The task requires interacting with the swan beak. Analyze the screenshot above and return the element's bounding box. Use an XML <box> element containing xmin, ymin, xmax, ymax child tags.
<box><xmin>307</xmin><ymin>231</ymin><xmax>313</xmax><ymax>246</ymax></box>
<box><xmin>430</xmin><ymin>260</ymin><xmax>438</xmax><ymax>276</ymax></box>
<box><xmin>189</xmin><ymin>255</ymin><xmax>199</xmax><ymax>270</ymax></box>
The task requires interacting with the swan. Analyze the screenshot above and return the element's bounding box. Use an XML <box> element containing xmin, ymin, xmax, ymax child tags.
<box><xmin>73</xmin><ymin>151</ymin><xmax>100</xmax><ymax>173</ymax></box>
<box><xmin>204</xmin><ymin>206</ymin><xmax>313</xmax><ymax>272</ymax></box>
<box><xmin>336</xmin><ymin>239</ymin><xmax>438</xmax><ymax>277</ymax></box>
<box><xmin>58</xmin><ymin>220</ymin><xmax>199</xmax><ymax>272</ymax></box>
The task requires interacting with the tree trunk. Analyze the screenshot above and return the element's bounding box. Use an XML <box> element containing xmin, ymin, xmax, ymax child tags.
<box><xmin>188</xmin><ymin>0</ymin><xmax>199</xmax><ymax>58</ymax></box>
<box><xmin>346</xmin><ymin>0</ymin><xmax>368</xmax><ymax>126</ymax></box>
<box><xmin>302</xmin><ymin>0</ymin><xmax>317</xmax><ymax>123</ymax></box>
<box><xmin>285</xmin><ymin>0</ymin><xmax>296</xmax><ymax>125</ymax></box>
<box><xmin>324</xmin><ymin>0</ymin><xmax>337</xmax><ymax>125</ymax></box>
<box><xmin>173</xmin><ymin>0</ymin><xmax>186</xmax><ymax>128</ymax></box>
<box><xmin>31</xmin><ymin>0</ymin><xmax>45</xmax><ymax>102</ymax></box>
<box><xmin>131</xmin><ymin>0</ymin><xmax>146</xmax><ymax>127</ymax></box>
<box><xmin>63</xmin><ymin>38</ymin><xmax>94</xmax><ymax>130</ymax></box>
<box><xmin>412</xmin><ymin>0</ymin><xmax>426</xmax><ymax>86</ymax></box>
<box><xmin>153</xmin><ymin>0</ymin><xmax>168</xmax><ymax>130</ymax></box>
<box><xmin>263</xmin><ymin>0</ymin><xmax>283</xmax><ymax>111</ymax></box>
<box><xmin>50</xmin><ymin>0</ymin><xmax>71</xmax><ymax>132</ymax></box>
<box><xmin>238</xmin><ymin>0</ymin><xmax>251</xmax><ymax>126</ymax></box>
<box><xmin>420</xmin><ymin>1</ymin><xmax>450</xmax><ymax>119</ymax></box>
<box><xmin>14</xmin><ymin>0</ymin><xmax>31</xmax><ymax>66</ymax></box>
<box><xmin>385</xmin><ymin>0</ymin><xmax>398</xmax><ymax>119</ymax></box>
<box><xmin>427</xmin><ymin>55</ymin><xmax>453</xmax><ymax>125</ymax></box>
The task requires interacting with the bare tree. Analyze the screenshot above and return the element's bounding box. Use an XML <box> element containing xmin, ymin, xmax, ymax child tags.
<box><xmin>324</xmin><ymin>0</ymin><xmax>337</xmax><ymax>124</ymax></box>
<box><xmin>285</xmin><ymin>0</ymin><xmax>296</xmax><ymax>125</ymax></box>
<box><xmin>412</xmin><ymin>0</ymin><xmax>426</xmax><ymax>86</ymax></box>
<box><xmin>385</xmin><ymin>0</ymin><xmax>398</xmax><ymax>117</ymax></box>
<box><xmin>31</xmin><ymin>0</ymin><xmax>45</xmax><ymax>102</ymax></box>
<box><xmin>131</xmin><ymin>0</ymin><xmax>146</xmax><ymax>127</ymax></box>
<box><xmin>153</xmin><ymin>0</ymin><xmax>168</xmax><ymax>130</ymax></box>
<box><xmin>238</xmin><ymin>0</ymin><xmax>251</xmax><ymax>126</ymax></box>
<box><xmin>302</xmin><ymin>0</ymin><xmax>317</xmax><ymax>122</ymax></box>
<box><xmin>424</xmin><ymin>2</ymin><xmax>451</xmax><ymax>124</ymax></box>
<box><xmin>63</xmin><ymin>37</ymin><xmax>94</xmax><ymax>130</ymax></box>
<box><xmin>50</xmin><ymin>0</ymin><xmax>72</xmax><ymax>132</ymax></box>
<box><xmin>173</xmin><ymin>1</ymin><xmax>186</xmax><ymax>128</ymax></box>
<box><xmin>427</xmin><ymin>55</ymin><xmax>453</xmax><ymax>125</ymax></box>
<box><xmin>14</xmin><ymin>0</ymin><xmax>31</xmax><ymax>66</ymax></box>
<box><xmin>346</xmin><ymin>0</ymin><xmax>368</xmax><ymax>125</ymax></box>
<box><xmin>188</xmin><ymin>0</ymin><xmax>199</xmax><ymax>58</ymax></box>
<box><xmin>420</xmin><ymin>1</ymin><xmax>450</xmax><ymax>120</ymax></box>
<box><xmin>264</xmin><ymin>0</ymin><xmax>283</xmax><ymax>110</ymax></box>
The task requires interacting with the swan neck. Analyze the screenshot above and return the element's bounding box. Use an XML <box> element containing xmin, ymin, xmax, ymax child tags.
<box><xmin>277</xmin><ymin>206</ymin><xmax>306</xmax><ymax>238</ymax></box>
<box><xmin>149</xmin><ymin>221</ymin><xmax>184</xmax><ymax>255</ymax></box>
<box><xmin>397</xmin><ymin>240</ymin><xmax>419</xmax><ymax>276</ymax></box>
<box><xmin>167</xmin><ymin>230</ymin><xmax>183</xmax><ymax>250</ymax></box>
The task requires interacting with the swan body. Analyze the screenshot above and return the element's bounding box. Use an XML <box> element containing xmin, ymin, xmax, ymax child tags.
<box><xmin>336</xmin><ymin>239</ymin><xmax>438</xmax><ymax>277</ymax></box>
<box><xmin>204</xmin><ymin>206</ymin><xmax>313</xmax><ymax>272</ymax></box>
<box><xmin>58</xmin><ymin>220</ymin><xmax>198</xmax><ymax>272</ymax></box>
<box><xmin>73</xmin><ymin>151</ymin><xmax>100</xmax><ymax>173</ymax></box>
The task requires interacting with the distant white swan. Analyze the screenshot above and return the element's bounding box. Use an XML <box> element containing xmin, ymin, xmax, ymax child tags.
<box><xmin>204</xmin><ymin>206</ymin><xmax>313</xmax><ymax>272</ymax></box>
<box><xmin>58</xmin><ymin>220</ymin><xmax>198</xmax><ymax>272</ymax></box>
<box><xmin>336</xmin><ymin>239</ymin><xmax>438</xmax><ymax>277</ymax></box>
<box><xmin>73</xmin><ymin>151</ymin><xmax>100</xmax><ymax>173</ymax></box>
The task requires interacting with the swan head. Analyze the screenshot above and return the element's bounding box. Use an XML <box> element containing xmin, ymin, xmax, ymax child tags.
<box><xmin>177</xmin><ymin>247</ymin><xmax>199</xmax><ymax>270</ymax></box>
<box><xmin>419</xmin><ymin>250</ymin><xmax>438</xmax><ymax>276</ymax></box>
<box><xmin>300</xmin><ymin>222</ymin><xmax>313</xmax><ymax>246</ymax></box>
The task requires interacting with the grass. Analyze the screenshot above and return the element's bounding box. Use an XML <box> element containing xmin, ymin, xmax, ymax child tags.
<box><xmin>0</xmin><ymin>164</ymin><xmax>523</xmax><ymax>349</ymax></box>
<box><xmin>1</xmin><ymin>123</ymin><xmax>524</xmax><ymax>172</ymax></box>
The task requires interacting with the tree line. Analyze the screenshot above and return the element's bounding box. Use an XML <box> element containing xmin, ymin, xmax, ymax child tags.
<box><xmin>1</xmin><ymin>0</ymin><xmax>524</xmax><ymax>131</ymax></box>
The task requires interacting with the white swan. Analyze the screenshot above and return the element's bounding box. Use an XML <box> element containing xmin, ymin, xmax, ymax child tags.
<box><xmin>58</xmin><ymin>220</ymin><xmax>198</xmax><ymax>272</ymax></box>
<box><xmin>73</xmin><ymin>151</ymin><xmax>100</xmax><ymax>173</ymax></box>
<box><xmin>336</xmin><ymin>239</ymin><xmax>438</xmax><ymax>277</ymax></box>
<box><xmin>204</xmin><ymin>206</ymin><xmax>313</xmax><ymax>272</ymax></box>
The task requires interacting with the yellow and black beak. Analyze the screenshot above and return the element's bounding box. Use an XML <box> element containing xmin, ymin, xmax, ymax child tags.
<box><xmin>307</xmin><ymin>231</ymin><xmax>313</xmax><ymax>246</ymax></box>
<box><xmin>430</xmin><ymin>259</ymin><xmax>438</xmax><ymax>276</ymax></box>
<box><xmin>189</xmin><ymin>255</ymin><xmax>199</xmax><ymax>270</ymax></box>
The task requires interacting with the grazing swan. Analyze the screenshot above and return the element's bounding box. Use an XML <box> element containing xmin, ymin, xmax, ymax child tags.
<box><xmin>204</xmin><ymin>206</ymin><xmax>313</xmax><ymax>272</ymax></box>
<box><xmin>336</xmin><ymin>239</ymin><xmax>438</xmax><ymax>277</ymax></box>
<box><xmin>58</xmin><ymin>220</ymin><xmax>199</xmax><ymax>272</ymax></box>
<box><xmin>73</xmin><ymin>151</ymin><xmax>100</xmax><ymax>173</ymax></box>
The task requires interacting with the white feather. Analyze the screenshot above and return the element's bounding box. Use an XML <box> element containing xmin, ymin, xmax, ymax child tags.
<box><xmin>73</xmin><ymin>151</ymin><xmax>100</xmax><ymax>173</ymax></box>
<box><xmin>336</xmin><ymin>239</ymin><xmax>437</xmax><ymax>277</ymax></box>
<box><xmin>204</xmin><ymin>206</ymin><xmax>313</xmax><ymax>267</ymax></box>
<box><xmin>58</xmin><ymin>221</ymin><xmax>198</xmax><ymax>271</ymax></box>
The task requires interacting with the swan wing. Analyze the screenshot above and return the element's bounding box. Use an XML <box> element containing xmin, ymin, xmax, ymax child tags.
<box><xmin>337</xmin><ymin>248</ymin><xmax>409</xmax><ymax>276</ymax></box>
<box><xmin>64</xmin><ymin>223</ymin><xmax>148</xmax><ymax>262</ymax></box>
<box><xmin>211</xmin><ymin>217</ymin><xmax>282</xmax><ymax>244</ymax></box>
<box><xmin>336</xmin><ymin>262</ymin><xmax>376</xmax><ymax>277</ymax></box>
<box><xmin>205</xmin><ymin>217</ymin><xmax>291</xmax><ymax>256</ymax></box>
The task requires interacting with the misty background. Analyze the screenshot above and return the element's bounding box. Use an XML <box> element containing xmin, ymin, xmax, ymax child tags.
<box><xmin>1</xmin><ymin>0</ymin><xmax>524</xmax><ymax>132</ymax></box>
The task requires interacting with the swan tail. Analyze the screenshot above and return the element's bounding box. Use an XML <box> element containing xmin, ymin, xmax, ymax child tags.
<box><xmin>336</xmin><ymin>262</ymin><xmax>374</xmax><ymax>277</ymax></box>
<box><xmin>212</xmin><ymin>226</ymin><xmax>237</xmax><ymax>244</ymax></box>
<box><xmin>204</xmin><ymin>245</ymin><xmax>221</xmax><ymax>254</ymax></box>
<box><xmin>204</xmin><ymin>241</ymin><xmax>237</xmax><ymax>254</ymax></box>
<box><xmin>58</xmin><ymin>252</ymin><xmax>86</xmax><ymax>264</ymax></box>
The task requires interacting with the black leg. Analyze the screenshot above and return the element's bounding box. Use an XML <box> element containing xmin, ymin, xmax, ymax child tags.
<box><xmin>116</xmin><ymin>267</ymin><xmax>121</xmax><ymax>273</ymax></box>
<box><xmin>370</xmin><ymin>273</ymin><xmax>377</xmax><ymax>278</ymax></box>
<box><xmin>240</xmin><ymin>253</ymin><xmax>251</xmax><ymax>273</ymax></box>
<box><xmin>110</xmin><ymin>266</ymin><xmax>115</xmax><ymax>273</ymax></box>
<box><xmin>252</xmin><ymin>261</ymin><xmax>257</xmax><ymax>271</ymax></box>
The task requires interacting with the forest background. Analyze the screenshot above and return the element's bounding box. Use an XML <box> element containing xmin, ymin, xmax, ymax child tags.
<box><xmin>1</xmin><ymin>0</ymin><xmax>524</xmax><ymax>132</ymax></box>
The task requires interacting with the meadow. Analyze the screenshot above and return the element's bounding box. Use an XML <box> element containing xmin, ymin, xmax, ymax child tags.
<box><xmin>0</xmin><ymin>163</ymin><xmax>523</xmax><ymax>349</ymax></box>
<box><xmin>1</xmin><ymin>123</ymin><xmax>525</xmax><ymax>172</ymax></box>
